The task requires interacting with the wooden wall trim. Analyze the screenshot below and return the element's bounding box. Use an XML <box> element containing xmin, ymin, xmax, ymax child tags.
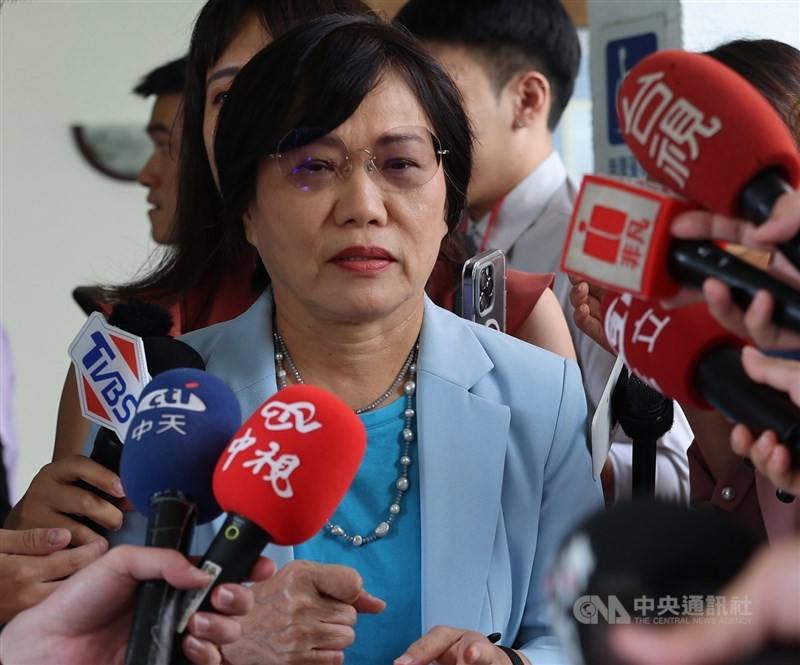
<box><xmin>368</xmin><ymin>0</ymin><xmax>588</xmax><ymax>27</ymax></box>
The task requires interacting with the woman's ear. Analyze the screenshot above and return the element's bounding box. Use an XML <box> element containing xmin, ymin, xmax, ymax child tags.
<box><xmin>242</xmin><ymin>208</ymin><xmax>258</xmax><ymax>247</ymax></box>
<box><xmin>511</xmin><ymin>70</ymin><xmax>551</xmax><ymax>130</ymax></box>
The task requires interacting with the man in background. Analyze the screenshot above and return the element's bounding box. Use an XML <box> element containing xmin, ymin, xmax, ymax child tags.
<box><xmin>73</xmin><ymin>56</ymin><xmax>186</xmax><ymax>315</ymax></box>
<box><xmin>135</xmin><ymin>56</ymin><xmax>185</xmax><ymax>245</ymax></box>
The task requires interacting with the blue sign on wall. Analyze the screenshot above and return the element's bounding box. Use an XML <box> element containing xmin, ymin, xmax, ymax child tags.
<box><xmin>606</xmin><ymin>32</ymin><xmax>658</xmax><ymax>145</ymax></box>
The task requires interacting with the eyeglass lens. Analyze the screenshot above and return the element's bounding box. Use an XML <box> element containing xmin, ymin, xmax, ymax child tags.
<box><xmin>276</xmin><ymin>126</ymin><xmax>443</xmax><ymax>192</ymax></box>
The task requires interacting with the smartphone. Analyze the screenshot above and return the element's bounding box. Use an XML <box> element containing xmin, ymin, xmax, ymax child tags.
<box><xmin>461</xmin><ymin>249</ymin><xmax>507</xmax><ymax>333</ymax></box>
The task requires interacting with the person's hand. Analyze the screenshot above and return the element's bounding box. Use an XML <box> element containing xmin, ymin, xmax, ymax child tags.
<box><xmin>394</xmin><ymin>627</ymin><xmax>530</xmax><ymax>665</ymax></box>
<box><xmin>660</xmin><ymin>190</ymin><xmax>800</xmax><ymax>349</ymax></box>
<box><xmin>568</xmin><ymin>278</ymin><xmax>615</xmax><ymax>355</ymax></box>
<box><xmin>696</xmin><ymin>279</ymin><xmax>800</xmax><ymax>350</ymax></box>
<box><xmin>729</xmin><ymin>347</ymin><xmax>800</xmax><ymax>494</ymax></box>
<box><xmin>670</xmin><ymin>190</ymin><xmax>800</xmax><ymax>276</ymax></box>
<box><xmin>0</xmin><ymin>544</ymin><xmax>273</xmax><ymax>665</ymax></box>
<box><xmin>0</xmin><ymin>527</ymin><xmax>108</xmax><ymax>622</ymax></box>
<box><xmin>4</xmin><ymin>455</ymin><xmax>126</xmax><ymax>546</ymax></box>
<box><xmin>610</xmin><ymin>536</ymin><xmax>800</xmax><ymax>665</ymax></box>
<box><xmin>222</xmin><ymin>559</ymin><xmax>385</xmax><ymax>665</ymax></box>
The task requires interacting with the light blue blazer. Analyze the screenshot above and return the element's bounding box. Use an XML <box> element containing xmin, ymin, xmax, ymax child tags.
<box><xmin>116</xmin><ymin>290</ymin><xmax>602</xmax><ymax>664</ymax></box>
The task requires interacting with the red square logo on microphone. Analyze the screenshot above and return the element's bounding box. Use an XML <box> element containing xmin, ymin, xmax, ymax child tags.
<box><xmin>580</xmin><ymin>205</ymin><xmax>627</xmax><ymax>263</ymax></box>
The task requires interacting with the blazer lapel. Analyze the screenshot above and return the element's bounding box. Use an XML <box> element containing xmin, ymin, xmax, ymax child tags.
<box><xmin>417</xmin><ymin>299</ymin><xmax>510</xmax><ymax>632</ymax></box>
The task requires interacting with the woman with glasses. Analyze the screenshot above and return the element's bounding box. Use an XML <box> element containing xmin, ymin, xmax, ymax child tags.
<box><xmin>181</xmin><ymin>15</ymin><xmax>601</xmax><ymax>665</ymax></box>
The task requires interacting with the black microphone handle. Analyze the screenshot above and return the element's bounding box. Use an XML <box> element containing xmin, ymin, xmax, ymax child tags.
<box><xmin>669</xmin><ymin>240</ymin><xmax>800</xmax><ymax>332</ymax></box>
<box><xmin>172</xmin><ymin>513</ymin><xmax>271</xmax><ymax>665</ymax></box>
<box><xmin>627</xmin><ymin>374</ymin><xmax>673</xmax><ymax>496</ymax></box>
<box><xmin>125</xmin><ymin>491</ymin><xmax>197</xmax><ymax>665</ymax></box>
<box><xmin>71</xmin><ymin>428</ymin><xmax>124</xmax><ymax>535</ymax></box>
<box><xmin>612</xmin><ymin>372</ymin><xmax>674</xmax><ymax>496</ymax></box>
<box><xmin>87</xmin><ymin>426</ymin><xmax>123</xmax><ymax>473</ymax></box>
<box><xmin>177</xmin><ymin>513</ymin><xmax>271</xmax><ymax>624</ymax></box>
<box><xmin>694</xmin><ymin>345</ymin><xmax>800</xmax><ymax>469</ymax></box>
<box><xmin>631</xmin><ymin>437</ymin><xmax>658</xmax><ymax>496</ymax></box>
<box><xmin>737</xmin><ymin>168</ymin><xmax>800</xmax><ymax>271</ymax></box>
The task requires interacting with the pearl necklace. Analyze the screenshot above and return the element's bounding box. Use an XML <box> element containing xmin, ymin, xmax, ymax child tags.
<box><xmin>273</xmin><ymin>331</ymin><xmax>419</xmax><ymax>547</ymax></box>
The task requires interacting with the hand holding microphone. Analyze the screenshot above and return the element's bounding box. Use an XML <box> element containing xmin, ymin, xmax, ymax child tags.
<box><xmin>3</xmin><ymin>454</ymin><xmax>126</xmax><ymax>545</ymax></box>
<box><xmin>174</xmin><ymin>383</ymin><xmax>377</xmax><ymax>665</ymax></box>
<box><xmin>5</xmin><ymin>304</ymin><xmax>206</xmax><ymax>544</ymax></box>
<box><xmin>665</xmin><ymin>189</ymin><xmax>800</xmax><ymax>350</ymax></box>
<box><xmin>731</xmin><ymin>349</ymin><xmax>800</xmax><ymax>495</ymax></box>
<box><xmin>617</xmin><ymin>49</ymin><xmax>800</xmax><ymax>269</ymax></box>
<box><xmin>120</xmin><ymin>367</ymin><xmax>242</xmax><ymax>665</ymax></box>
<box><xmin>565</xmin><ymin>48</ymin><xmax>800</xmax><ymax>341</ymax></box>
<box><xmin>561</xmin><ymin>176</ymin><xmax>800</xmax><ymax>333</ymax></box>
<box><xmin>0</xmin><ymin>544</ymin><xmax>267</xmax><ymax>665</ymax></box>
<box><xmin>601</xmin><ymin>293</ymin><xmax>800</xmax><ymax>470</ymax></box>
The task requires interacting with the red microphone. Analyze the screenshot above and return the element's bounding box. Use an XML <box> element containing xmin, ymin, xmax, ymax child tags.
<box><xmin>618</xmin><ymin>49</ymin><xmax>800</xmax><ymax>267</ymax></box>
<box><xmin>601</xmin><ymin>292</ymin><xmax>800</xmax><ymax>466</ymax></box>
<box><xmin>561</xmin><ymin>174</ymin><xmax>694</xmax><ymax>297</ymax></box>
<box><xmin>561</xmin><ymin>175</ymin><xmax>800</xmax><ymax>330</ymax></box>
<box><xmin>176</xmin><ymin>384</ymin><xmax>366</xmax><ymax>630</ymax></box>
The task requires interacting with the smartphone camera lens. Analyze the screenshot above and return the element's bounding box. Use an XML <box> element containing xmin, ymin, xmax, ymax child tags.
<box><xmin>478</xmin><ymin>265</ymin><xmax>494</xmax><ymax>313</ymax></box>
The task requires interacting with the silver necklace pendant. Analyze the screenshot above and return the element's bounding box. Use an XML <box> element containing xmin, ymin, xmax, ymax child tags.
<box><xmin>273</xmin><ymin>331</ymin><xmax>419</xmax><ymax>547</ymax></box>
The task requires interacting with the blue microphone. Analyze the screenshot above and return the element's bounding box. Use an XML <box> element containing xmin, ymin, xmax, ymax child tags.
<box><xmin>120</xmin><ymin>368</ymin><xmax>240</xmax><ymax>665</ymax></box>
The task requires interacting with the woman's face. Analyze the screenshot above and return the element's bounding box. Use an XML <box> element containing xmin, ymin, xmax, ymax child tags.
<box><xmin>242</xmin><ymin>72</ymin><xmax>449</xmax><ymax>324</ymax></box>
<box><xmin>204</xmin><ymin>13</ymin><xmax>270</xmax><ymax>185</ymax></box>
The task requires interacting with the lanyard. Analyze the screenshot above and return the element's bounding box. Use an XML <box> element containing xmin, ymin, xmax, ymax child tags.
<box><xmin>478</xmin><ymin>196</ymin><xmax>507</xmax><ymax>253</ymax></box>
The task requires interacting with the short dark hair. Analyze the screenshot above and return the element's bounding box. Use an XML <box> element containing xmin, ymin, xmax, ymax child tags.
<box><xmin>107</xmin><ymin>0</ymin><xmax>373</xmax><ymax>327</ymax></box>
<box><xmin>705</xmin><ymin>39</ymin><xmax>800</xmax><ymax>146</ymax></box>
<box><xmin>214</xmin><ymin>14</ymin><xmax>471</xmax><ymax>258</ymax></box>
<box><xmin>395</xmin><ymin>0</ymin><xmax>580</xmax><ymax>131</ymax></box>
<box><xmin>133</xmin><ymin>57</ymin><xmax>187</xmax><ymax>98</ymax></box>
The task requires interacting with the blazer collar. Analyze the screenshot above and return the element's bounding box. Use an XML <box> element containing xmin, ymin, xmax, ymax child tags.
<box><xmin>213</xmin><ymin>291</ymin><xmax>495</xmax><ymax>393</ymax></box>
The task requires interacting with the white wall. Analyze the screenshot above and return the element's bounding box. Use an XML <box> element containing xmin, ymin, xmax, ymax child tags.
<box><xmin>682</xmin><ymin>0</ymin><xmax>800</xmax><ymax>52</ymax></box>
<box><xmin>1</xmin><ymin>0</ymin><xmax>203</xmax><ymax>499</ymax></box>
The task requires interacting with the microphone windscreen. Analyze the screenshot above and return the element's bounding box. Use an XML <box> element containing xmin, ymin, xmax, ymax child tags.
<box><xmin>121</xmin><ymin>368</ymin><xmax>241</xmax><ymax>523</ymax></box>
<box><xmin>142</xmin><ymin>337</ymin><xmax>205</xmax><ymax>375</ymax></box>
<box><xmin>601</xmin><ymin>292</ymin><xmax>742</xmax><ymax>408</ymax></box>
<box><xmin>548</xmin><ymin>499</ymin><xmax>760</xmax><ymax>665</ymax></box>
<box><xmin>213</xmin><ymin>384</ymin><xmax>367</xmax><ymax>545</ymax></box>
<box><xmin>107</xmin><ymin>300</ymin><xmax>174</xmax><ymax>338</ymax></box>
<box><xmin>618</xmin><ymin>49</ymin><xmax>800</xmax><ymax>215</ymax></box>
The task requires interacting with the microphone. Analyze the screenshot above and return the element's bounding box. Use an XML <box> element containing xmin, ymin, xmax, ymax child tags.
<box><xmin>610</xmin><ymin>368</ymin><xmax>674</xmax><ymax>496</ymax></box>
<box><xmin>72</xmin><ymin>307</ymin><xmax>205</xmax><ymax>535</ymax></box>
<box><xmin>602</xmin><ymin>293</ymin><xmax>800</xmax><ymax>468</ymax></box>
<box><xmin>547</xmin><ymin>500</ymin><xmax>770</xmax><ymax>665</ymax></box>
<box><xmin>560</xmin><ymin>174</ymin><xmax>800</xmax><ymax>331</ymax></box>
<box><xmin>617</xmin><ymin>49</ymin><xmax>800</xmax><ymax>268</ymax></box>
<box><xmin>86</xmin><ymin>300</ymin><xmax>198</xmax><ymax>476</ymax></box>
<box><xmin>174</xmin><ymin>383</ymin><xmax>367</xmax><ymax>634</ymax></box>
<box><xmin>120</xmin><ymin>368</ymin><xmax>241</xmax><ymax>665</ymax></box>
<box><xmin>82</xmin><ymin>336</ymin><xmax>205</xmax><ymax>479</ymax></box>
